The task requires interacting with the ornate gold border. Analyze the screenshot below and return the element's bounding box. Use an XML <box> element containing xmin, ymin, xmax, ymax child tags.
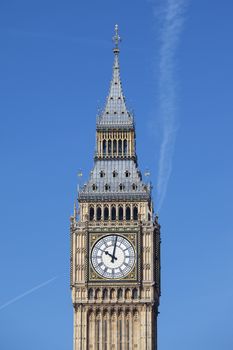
<box><xmin>88</xmin><ymin>230</ymin><xmax>139</xmax><ymax>282</ymax></box>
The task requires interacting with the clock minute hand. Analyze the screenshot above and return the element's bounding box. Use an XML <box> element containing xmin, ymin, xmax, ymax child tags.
<box><xmin>111</xmin><ymin>236</ymin><xmax>118</xmax><ymax>263</ymax></box>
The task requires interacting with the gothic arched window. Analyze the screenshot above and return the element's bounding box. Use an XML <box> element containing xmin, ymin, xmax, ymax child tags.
<box><xmin>89</xmin><ymin>207</ymin><xmax>94</xmax><ymax>221</ymax></box>
<box><xmin>123</xmin><ymin>139</ymin><xmax>127</xmax><ymax>155</ymax></box>
<box><xmin>96</xmin><ymin>289</ymin><xmax>101</xmax><ymax>300</ymax></box>
<box><xmin>126</xmin><ymin>206</ymin><xmax>131</xmax><ymax>221</ymax></box>
<box><xmin>96</xmin><ymin>207</ymin><xmax>102</xmax><ymax>221</ymax></box>
<box><xmin>104</xmin><ymin>207</ymin><xmax>109</xmax><ymax>221</ymax></box>
<box><xmin>103</xmin><ymin>288</ymin><xmax>108</xmax><ymax>300</ymax></box>
<box><xmin>105</xmin><ymin>184</ymin><xmax>110</xmax><ymax>191</ymax></box>
<box><xmin>119</xmin><ymin>183</ymin><xmax>125</xmax><ymax>191</ymax></box>
<box><xmin>111</xmin><ymin>206</ymin><xmax>116</xmax><ymax>221</ymax></box>
<box><xmin>110</xmin><ymin>288</ymin><xmax>116</xmax><ymax>299</ymax></box>
<box><xmin>118</xmin><ymin>139</ymin><xmax>122</xmax><ymax>155</ymax></box>
<box><xmin>132</xmin><ymin>288</ymin><xmax>138</xmax><ymax>299</ymax></box>
<box><xmin>103</xmin><ymin>140</ymin><xmax>106</xmax><ymax>155</ymax></box>
<box><xmin>108</xmin><ymin>139</ymin><xmax>112</xmax><ymax>154</ymax></box>
<box><xmin>88</xmin><ymin>288</ymin><xmax>94</xmax><ymax>300</ymax></box>
<box><xmin>113</xmin><ymin>139</ymin><xmax>117</xmax><ymax>154</ymax></box>
<box><xmin>117</xmin><ymin>288</ymin><xmax>123</xmax><ymax>299</ymax></box>
<box><xmin>119</xmin><ymin>206</ymin><xmax>123</xmax><ymax>221</ymax></box>
<box><xmin>133</xmin><ymin>206</ymin><xmax>138</xmax><ymax>221</ymax></box>
<box><xmin>125</xmin><ymin>288</ymin><xmax>131</xmax><ymax>299</ymax></box>
<box><xmin>92</xmin><ymin>184</ymin><xmax>97</xmax><ymax>191</ymax></box>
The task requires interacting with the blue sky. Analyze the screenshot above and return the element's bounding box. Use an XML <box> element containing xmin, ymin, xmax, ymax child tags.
<box><xmin>0</xmin><ymin>0</ymin><xmax>233</xmax><ymax>349</ymax></box>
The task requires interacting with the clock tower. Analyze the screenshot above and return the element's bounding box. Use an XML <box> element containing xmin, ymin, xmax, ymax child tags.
<box><xmin>70</xmin><ymin>25</ymin><xmax>161</xmax><ymax>350</ymax></box>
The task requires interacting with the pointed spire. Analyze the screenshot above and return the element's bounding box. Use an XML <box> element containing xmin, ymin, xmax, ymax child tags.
<box><xmin>113</xmin><ymin>24</ymin><xmax>121</xmax><ymax>53</ymax></box>
<box><xmin>97</xmin><ymin>25</ymin><xmax>134</xmax><ymax>129</ymax></box>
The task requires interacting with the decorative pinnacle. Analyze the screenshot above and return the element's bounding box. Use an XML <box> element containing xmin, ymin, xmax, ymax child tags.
<box><xmin>73</xmin><ymin>200</ymin><xmax>77</xmax><ymax>219</ymax></box>
<box><xmin>113</xmin><ymin>24</ymin><xmax>121</xmax><ymax>53</ymax></box>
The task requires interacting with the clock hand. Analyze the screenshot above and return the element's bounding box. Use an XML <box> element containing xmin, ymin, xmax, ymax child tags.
<box><xmin>111</xmin><ymin>236</ymin><xmax>118</xmax><ymax>263</ymax></box>
<box><xmin>105</xmin><ymin>251</ymin><xmax>117</xmax><ymax>260</ymax></box>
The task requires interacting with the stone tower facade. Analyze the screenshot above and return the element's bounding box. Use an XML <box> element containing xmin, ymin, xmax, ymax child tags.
<box><xmin>70</xmin><ymin>25</ymin><xmax>161</xmax><ymax>350</ymax></box>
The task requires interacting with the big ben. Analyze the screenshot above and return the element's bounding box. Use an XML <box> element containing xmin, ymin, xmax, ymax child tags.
<box><xmin>70</xmin><ymin>25</ymin><xmax>161</xmax><ymax>350</ymax></box>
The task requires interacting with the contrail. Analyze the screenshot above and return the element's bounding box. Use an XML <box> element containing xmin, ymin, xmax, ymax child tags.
<box><xmin>154</xmin><ymin>0</ymin><xmax>188</xmax><ymax>211</ymax></box>
<box><xmin>0</xmin><ymin>276</ymin><xmax>58</xmax><ymax>311</ymax></box>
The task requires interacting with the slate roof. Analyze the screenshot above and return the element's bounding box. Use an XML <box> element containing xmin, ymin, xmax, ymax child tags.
<box><xmin>79</xmin><ymin>160</ymin><xmax>150</xmax><ymax>201</ymax></box>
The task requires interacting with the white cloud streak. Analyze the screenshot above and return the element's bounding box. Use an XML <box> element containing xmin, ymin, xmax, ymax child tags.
<box><xmin>155</xmin><ymin>0</ymin><xmax>188</xmax><ymax>211</ymax></box>
<box><xmin>0</xmin><ymin>276</ymin><xmax>57</xmax><ymax>311</ymax></box>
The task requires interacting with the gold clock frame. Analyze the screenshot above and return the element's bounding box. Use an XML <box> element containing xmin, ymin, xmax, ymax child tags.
<box><xmin>87</xmin><ymin>229</ymin><xmax>140</xmax><ymax>283</ymax></box>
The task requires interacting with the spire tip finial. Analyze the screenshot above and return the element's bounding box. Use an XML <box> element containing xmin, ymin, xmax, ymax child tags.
<box><xmin>113</xmin><ymin>24</ymin><xmax>121</xmax><ymax>53</ymax></box>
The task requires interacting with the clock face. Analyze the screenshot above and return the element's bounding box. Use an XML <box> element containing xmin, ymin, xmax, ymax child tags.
<box><xmin>91</xmin><ymin>235</ymin><xmax>135</xmax><ymax>279</ymax></box>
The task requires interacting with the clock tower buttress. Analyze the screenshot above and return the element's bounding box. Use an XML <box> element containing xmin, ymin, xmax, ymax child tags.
<box><xmin>70</xmin><ymin>25</ymin><xmax>161</xmax><ymax>350</ymax></box>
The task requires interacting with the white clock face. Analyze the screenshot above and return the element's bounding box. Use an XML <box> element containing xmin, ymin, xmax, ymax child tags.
<box><xmin>91</xmin><ymin>235</ymin><xmax>135</xmax><ymax>279</ymax></box>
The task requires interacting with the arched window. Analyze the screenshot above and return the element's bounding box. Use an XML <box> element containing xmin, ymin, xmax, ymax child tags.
<box><xmin>123</xmin><ymin>139</ymin><xmax>127</xmax><ymax>155</ymax></box>
<box><xmin>125</xmin><ymin>170</ymin><xmax>130</xmax><ymax>177</ymax></box>
<box><xmin>113</xmin><ymin>140</ymin><xmax>117</xmax><ymax>154</ymax></box>
<box><xmin>148</xmin><ymin>213</ymin><xmax>151</xmax><ymax>221</ymax></box>
<box><xmin>88</xmin><ymin>288</ymin><xmax>94</xmax><ymax>300</ymax></box>
<box><xmin>108</xmin><ymin>139</ymin><xmax>112</xmax><ymax>154</ymax></box>
<box><xmin>92</xmin><ymin>184</ymin><xmax>97</xmax><ymax>191</ymax></box>
<box><xmin>97</xmin><ymin>207</ymin><xmax>102</xmax><ymax>221</ymax></box>
<box><xmin>110</xmin><ymin>288</ymin><xmax>116</xmax><ymax>299</ymax></box>
<box><xmin>132</xmin><ymin>288</ymin><xmax>138</xmax><ymax>299</ymax></box>
<box><xmin>119</xmin><ymin>183</ymin><xmax>125</xmax><ymax>191</ymax></box>
<box><xmin>125</xmin><ymin>288</ymin><xmax>131</xmax><ymax>299</ymax></box>
<box><xmin>111</xmin><ymin>206</ymin><xmax>116</xmax><ymax>220</ymax></box>
<box><xmin>100</xmin><ymin>170</ymin><xmax>105</xmax><ymax>178</ymax></box>
<box><xmin>133</xmin><ymin>206</ymin><xmax>138</xmax><ymax>221</ymax></box>
<box><xmin>126</xmin><ymin>206</ymin><xmax>131</xmax><ymax>221</ymax></box>
<box><xmin>89</xmin><ymin>207</ymin><xmax>94</xmax><ymax>221</ymax></box>
<box><xmin>113</xmin><ymin>170</ymin><xmax>118</xmax><ymax>177</ymax></box>
<box><xmin>118</xmin><ymin>139</ymin><xmax>122</xmax><ymax>155</ymax></box>
<box><xmin>105</xmin><ymin>184</ymin><xmax>110</xmax><ymax>191</ymax></box>
<box><xmin>103</xmin><ymin>288</ymin><xmax>108</xmax><ymax>300</ymax></box>
<box><xmin>103</xmin><ymin>140</ymin><xmax>106</xmax><ymax>155</ymax></box>
<box><xmin>117</xmin><ymin>288</ymin><xmax>123</xmax><ymax>299</ymax></box>
<box><xmin>119</xmin><ymin>206</ymin><xmax>123</xmax><ymax>221</ymax></box>
<box><xmin>96</xmin><ymin>289</ymin><xmax>101</xmax><ymax>300</ymax></box>
<box><xmin>104</xmin><ymin>207</ymin><xmax>109</xmax><ymax>221</ymax></box>
<box><xmin>132</xmin><ymin>183</ymin><xmax>137</xmax><ymax>191</ymax></box>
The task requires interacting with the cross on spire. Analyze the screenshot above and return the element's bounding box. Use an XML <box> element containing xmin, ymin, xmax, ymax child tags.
<box><xmin>113</xmin><ymin>24</ymin><xmax>121</xmax><ymax>53</ymax></box>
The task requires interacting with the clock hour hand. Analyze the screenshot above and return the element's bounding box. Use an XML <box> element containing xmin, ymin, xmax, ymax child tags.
<box><xmin>111</xmin><ymin>236</ymin><xmax>118</xmax><ymax>263</ymax></box>
<box><xmin>105</xmin><ymin>251</ymin><xmax>117</xmax><ymax>261</ymax></box>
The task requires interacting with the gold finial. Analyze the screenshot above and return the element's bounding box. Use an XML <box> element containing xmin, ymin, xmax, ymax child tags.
<box><xmin>113</xmin><ymin>24</ymin><xmax>121</xmax><ymax>52</ymax></box>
